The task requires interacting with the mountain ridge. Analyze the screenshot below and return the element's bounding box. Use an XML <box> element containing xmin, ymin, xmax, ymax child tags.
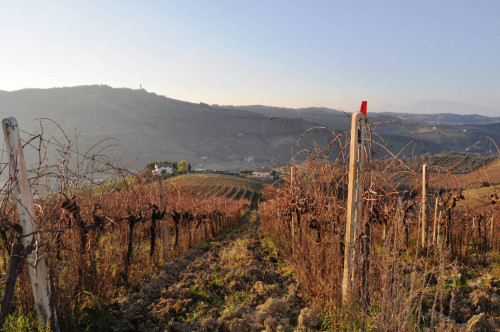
<box><xmin>1</xmin><ymin>85</ymin><xmax>499</xmax><ymax>170</ymax></box>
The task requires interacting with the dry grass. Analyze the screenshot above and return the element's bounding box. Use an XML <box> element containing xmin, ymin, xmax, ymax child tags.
<box><xmin>259</xmin><ymin>124</ymin><xmax>500</xmax><ymax>330</ymax></box>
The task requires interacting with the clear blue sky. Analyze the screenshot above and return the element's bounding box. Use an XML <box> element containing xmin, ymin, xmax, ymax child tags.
<box><xmin>1</xmin><ymin>1</ymin><xmax>499</xmax><ymax>115</ymax></box>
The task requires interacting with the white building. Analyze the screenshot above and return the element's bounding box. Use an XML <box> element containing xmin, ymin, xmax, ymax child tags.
<box><xmin>253</xmin><ymin>167</ymin><xmax>272</xmax><ymax>177</ymax></box>
<box><xmin>153</xmin><ymin>164</ymin><xmax>174</xmax><ymax>175</ymax></box>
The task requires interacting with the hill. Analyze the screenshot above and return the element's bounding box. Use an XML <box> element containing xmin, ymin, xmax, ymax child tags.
<box><xmin>379</xmin><ymin>112</ymin><xmax>500</xmax><ymax>125</ymax></box>
<box><xmin>1</xmin><ymin>86</ymin><xmax>500</xmax><ymax>170</ymax></box>
<box><xmin>373</xmin><ymin>100</ymin><xmax>500</xmax><ymax>119</ymax></box>
<box><xmin>0</xmin><ymin>86</ymin><xmax>324</xmax><ymax>169</ymax></box>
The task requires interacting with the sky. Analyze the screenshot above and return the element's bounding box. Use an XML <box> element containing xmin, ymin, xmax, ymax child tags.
<box><xmin>0</xmin><ymin>1</ymin><xmax>499</xmax><ymax>115</ymax></box>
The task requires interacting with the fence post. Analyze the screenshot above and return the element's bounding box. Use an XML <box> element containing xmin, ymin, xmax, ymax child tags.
<box><xmin>342</xmin><ymin>106</ymin><xmax>367</xmax><ymax>304</ymax></box>
<box><xmin>290</xmin><ymin>167</ymin><xmax>297</xmax><ymax>247</ymax></box>
<box><xmin>421</xmin><ymin>164</ymin><xmax>427</xmax><ymax>247</ymax></box>
<box><xmin>490</xmin><ymin>215</ymin><xmax>494</xmax><ymax>248</ymax></box>
<box><xmin>2</xmin><ymin>117</ymin><xmax>58</xmax><ymax>330</ymax></box>
<box><xmin>437</xmin><ymin>211</ymin><xmax>442</xmax><ymax>243</ymax></box>
<box><xmin>158</xmin><ymin>177</ymin><xmax>170</xmax><ymax>262</ymax></box>
<box><xmin>432</xmin><ymin>197</ymin><xmax>438</xmax><ymax>244</ymax></box>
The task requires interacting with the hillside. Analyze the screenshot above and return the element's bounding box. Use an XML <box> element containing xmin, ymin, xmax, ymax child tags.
<box><xmin>1</xmin><ymin>86</ymin><xmax>500</xmax><ymax>170</ymax></box>
<box><xmin>380</xmin><ymin>112</ymin><xmax>500</xmax><ymax>125</ymax></box>
<box><xmin>0</xmin><ymin>86</ymin><xmax>323</xmax><ymax>169</ymax></box>
<box><xmin>229</xmin><ymin>104</ymin><xmax>500</xmax><ymax>155</ymax></box>
<box><xmin>373</xmin><ymin>101</ymin><xmax>500</xmax><ymax>119</ymax></box>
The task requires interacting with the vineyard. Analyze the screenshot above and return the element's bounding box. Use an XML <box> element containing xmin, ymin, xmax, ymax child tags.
<box><xmin>393</xmin><ymin>152</ymin><xmax>497</xmax><ymax>174</ymax></box>
<box><xmin>1</xmin><ymin>117</ymin><xmax>500</xmax><ymax>331</ymax></box>
<box><xmin>162</xmin><ymin>173</ymin><xmax>270</xmax><ymax>203</ymax></box>
<box><xmin>259</xmin><ymin>124</ymin><xmax>500</xmax><ymax>330</ymax></box>
<box><xmin>0</xmin><ymin>120</ymin><xmax>271</xmax><ymax>330</ymax></box>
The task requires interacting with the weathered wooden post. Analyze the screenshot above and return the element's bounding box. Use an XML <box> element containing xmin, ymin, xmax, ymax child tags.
<box><xmin>421</xmin><ymin>164</ymin><xmax>428</xmax><ymax>247</ymax></box>
<box><xmin>342</xmin><ymin>102</ymin><xmax>367</xmax><ymax>304</ymax></box>
<box><xmin>2</xmin><ymin>117</ymin><xmax>58</xmax><ymax>330</ymax></box>
<box><xmin>490</xmin><ymin>215</ymin><xmax>494</xmax><ymax>248</ymax></box>
<box><xmin>158</xmin><ymin>177</ymin><xmax>170</xmax><ymax>262</ymax></box>
<box><xmin>437</xmin><ymin>211</ymin><xmax>442</xmax><ymax>243</ymax></box>
<box><xmin>432</xmin><ymin>197</ymin><xmax>438</xmax><ymax>244</ymax></box>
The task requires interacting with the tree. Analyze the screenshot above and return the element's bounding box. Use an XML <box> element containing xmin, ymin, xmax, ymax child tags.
<box><xmin>178</xmin><ymin>160</ymin><xmax>188</xmax><ymax>173</ymax></box>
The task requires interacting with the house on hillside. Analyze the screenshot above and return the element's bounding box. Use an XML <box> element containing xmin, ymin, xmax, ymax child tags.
<box><xmin>153</xmin><ymin>163</ymin><xmax>174</xmax><ymax>176</ymax></box>
<box><xmin>253</xmin><ymin>167</ymin><xmax>272</xmax><ymax>178</ymax></box>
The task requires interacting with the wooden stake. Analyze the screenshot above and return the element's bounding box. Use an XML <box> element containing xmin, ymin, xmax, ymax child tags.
<box><xmin>3</xmin><ymin>117</ymin><xmax>58</xmax><ymax>330</ymax></box>
<box><xmin>158</xmin><ymin>177</ymin><xmax>170</xmax><ymax>262</ymax></box>
<box><xmin>421</xmin><ymin>164</ymin><xmax>427</xmax><ymax>247</ymax></box>
<box><xmin>437</xmin><ymin>211</ymin><xmax>442</xmax><ymax>243</ymax></box>
<box><xmin>490</xmin><ymin>215</ymin><xmax>494</xmax><ymax>248</ymax></box>
<box><xmin>432</xmin><ymin>197</ymin><xmax>438</xmax><ymax>244</ymax></box>
<box><xmin>291</xmin><ymin>167</ymin><xmax>296</xmax><ymax>246</ymax></box>
<box><xmin>342</xmin><ymin>111</ymin><xmax>366</xmax><ymax>304</ymax></box>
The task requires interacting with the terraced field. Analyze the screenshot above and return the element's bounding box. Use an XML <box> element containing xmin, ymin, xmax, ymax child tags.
<box><xmin>164</xmin><ymin>174</ymin><xmax>273</xmax><ymax>202</ymax></box>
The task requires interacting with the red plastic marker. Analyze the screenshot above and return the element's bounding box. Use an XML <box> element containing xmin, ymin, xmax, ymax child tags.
<box><xmin>360</xmin><ymin>101</ymin><xmax>367</xmax><ymax>117</ymax></box>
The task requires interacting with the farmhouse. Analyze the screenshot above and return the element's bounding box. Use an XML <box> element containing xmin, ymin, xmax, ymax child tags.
<box><xmin>153</xmin><ymin>163</ymin><xmax>174</xmax><ymax>175</ymax></box>
<box><xmin>253</xmin><ymin>167</ymin><xmax>272</xmax><ymax>177</ymax></box>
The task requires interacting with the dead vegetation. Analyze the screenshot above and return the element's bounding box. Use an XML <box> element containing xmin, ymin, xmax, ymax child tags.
<box><xmin>260</xmin><ymin>124</ymin><xmax>500</xmax><ymax>330</ymax></box>
<box><xmin>0</xmin><ymin>120</ymin><xmax>251</xmax><ymax>330</ymax></box>
<box><xmin>1</xmin><ymin>118</ymin><xmax>500</xmax><ymax>331</ymax></box>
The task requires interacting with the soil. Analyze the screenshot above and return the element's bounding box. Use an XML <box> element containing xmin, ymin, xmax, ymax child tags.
<box><xmin>105</xmin><ymin>211</ymin><xmax>321</xmax><ymax>332</ymax></box>
<box><xmin>93</xmin><ymin>209</ymin><xmax>500</xmax><ymax>331</ymax></box>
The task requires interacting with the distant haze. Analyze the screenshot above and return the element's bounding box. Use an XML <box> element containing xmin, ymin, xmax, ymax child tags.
<box><xmin>371</xmin><ymin>101</ymin><xmax>498</xmax><ymax>116</ymax></box>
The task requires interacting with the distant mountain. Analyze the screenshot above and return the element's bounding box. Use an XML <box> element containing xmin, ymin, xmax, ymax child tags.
<box><xmin>372</xmin><ymin>101</ymin><xmax>500</xmax><ymax>124</ymax></box>
<box><xmin>222</xmin><ymin>105</ymin><xmax>353</xmax><ymax>130</ymax></box>
<box><xmin>379</xmin><ymin>112</ymin><xmax>500</xmax><ymax>125</ymax></box>
<box><xmin>1</xmin><ymin>86</ymin><xmax>499</xmax><ymax>170</ymax></box>
<box><xmin>229</xmin><ymin>104</ymin><xmax>500</xmax><ymax>156</ymax></box>
<box><xmin>0</xmin><ymin>86</ymin><xmax>326</xmax><ymax>169</ymax></box>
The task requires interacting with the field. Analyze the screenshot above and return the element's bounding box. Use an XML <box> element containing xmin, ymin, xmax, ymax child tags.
<box><xmin>385</xmin><ymin>153</ymin><xmax>500</xmax><ymax>194</ymax></box>
<box><xmin>163</xmin><ymin>173</ymin><xmax>271</xmax><ymax>202</ymax></box>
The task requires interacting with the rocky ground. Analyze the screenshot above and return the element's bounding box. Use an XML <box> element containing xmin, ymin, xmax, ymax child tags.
<box><xmin>420</xmin><ymin>267</ymin><xmax>500</xmax><ymax>331</ymax></box>
<box><xmin>106</xmin><ymin>211</ymin><xmax>322</xmax><ymax>332</ymax></box>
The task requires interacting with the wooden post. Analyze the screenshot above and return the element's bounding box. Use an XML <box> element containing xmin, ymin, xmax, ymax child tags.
<box><xmin>432</xmin><ymin>197</ymin><xmax>438</xmax><ymax>244</ymax></box>
<box><xmin>421</xmin><ymin>164</ymin><xmax>428</xmax><ymax>247</ymax></box>
<box><xmin>490</xmin><ymin>215</ymin><xmax>494</xmax><ymax>248</ymax></box>
<box><xmin>290</xmin><ymin>167</ymin><xmax>296</xmax><ymax>246</ymax></box>
<box><xmin>158</xmin><ymin>177</ymin><xmax>170</xmax><ymax>262</ymax></box>
<box><xmin>3</xmin><ymin>117</ymin><xmax>58</xmax><ymax>330</ymax></box>
<box><xmin>437</xmin><ymin>211</ymin><xmax>442</xmax><ymax>243</ymax></box>
<box><xmin>342</xmin><ymin>110</ymin><xmax>366</xmax><ymax>304</ymax></box>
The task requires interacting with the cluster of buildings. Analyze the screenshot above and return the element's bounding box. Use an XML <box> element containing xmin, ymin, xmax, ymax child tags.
<box><xmin>252</xmin><ymin>167</ymin><xmax>272</xmax><ymax>177</ymax></box>
<box><xmin>152</xmin><ymin>163</ymin><xmax>175</xmax><ymax>175</ymax></box>
<box><xmin>151</xmin><ymin>163</ymin><xmax>277</xmax><ymax>179</ymax></box>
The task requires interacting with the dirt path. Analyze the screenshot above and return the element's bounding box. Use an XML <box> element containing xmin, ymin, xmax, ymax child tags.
<box><xmin>107</xmin><ymin>210</ymin><xmax>322</xmax><ymax>332</ymax></box>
